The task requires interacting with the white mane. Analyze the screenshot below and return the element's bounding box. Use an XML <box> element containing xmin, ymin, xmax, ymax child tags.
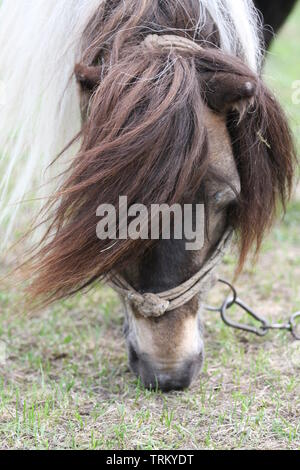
<box><xmin>0</xmin><ymin>0</ymin><xmax>262</xmax><ymax>247</ymax></box>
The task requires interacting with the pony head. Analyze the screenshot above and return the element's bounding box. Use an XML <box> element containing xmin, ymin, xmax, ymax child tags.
<box><xmin>0</xmin><ymin>0</ymin><xmax>296</xmax><ymax>391</ymax></box>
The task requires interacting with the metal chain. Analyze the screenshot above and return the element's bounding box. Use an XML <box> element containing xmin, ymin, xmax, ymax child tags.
<box><xmin>204</xmin><ymin>280</ymin><xmax>300</xmax><ymax>340</ymax></box>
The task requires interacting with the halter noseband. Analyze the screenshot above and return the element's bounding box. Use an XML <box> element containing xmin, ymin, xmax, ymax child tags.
<box><xmin>107</xmin><ymin>229</ymin><xmax>233</xmax><ymax>319</ymax></box>
<box><xmin>142</xmin><ymin>34</ymin><xmax>204</xmax><ymax>54</ymax></box>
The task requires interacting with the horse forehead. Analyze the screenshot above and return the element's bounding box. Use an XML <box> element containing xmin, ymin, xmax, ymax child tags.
<box><xmin>203</xmin><ymin>106</ymin><xmax>237</xmax><ymax>173</ymax></box>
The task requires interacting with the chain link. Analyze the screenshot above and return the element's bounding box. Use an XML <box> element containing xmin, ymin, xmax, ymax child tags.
<box><xmin>204</xmin><ymin>279</ymin><xmax>300</xmax><ymax>340</ymax></box>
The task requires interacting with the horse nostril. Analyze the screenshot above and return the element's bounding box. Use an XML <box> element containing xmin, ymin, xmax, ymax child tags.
<box><xmin>128</xmin><ymin>343</ymin><xmax>139</xmax><ymax>363</ymax></box>
<box><xmin>128</xmin><ymin>343</ymin><xmax>140</xmax><ymax>376</ymax></box>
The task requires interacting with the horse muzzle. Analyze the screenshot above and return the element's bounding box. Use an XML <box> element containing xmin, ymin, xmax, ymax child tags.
<box><xmin>128</xmin><ymin>342</ymin><xmax>204</xmax><ymax>392</ymax></box>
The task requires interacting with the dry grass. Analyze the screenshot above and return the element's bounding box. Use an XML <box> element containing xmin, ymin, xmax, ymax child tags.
<box><xmin>0</xmin><ymin>6</ymin><xmax>299</xmax><ymax>450</ymax></box>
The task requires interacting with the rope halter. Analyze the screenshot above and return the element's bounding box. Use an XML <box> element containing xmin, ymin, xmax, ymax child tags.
<box><xmin>142</xmin><ymin>34</ymin><xmax>204</xmax><ymax>54</ymax></box>
<box><xmin>108</xmin><ymin>229</ymin><xmax>233</xmax><ymax>319</ymax></box>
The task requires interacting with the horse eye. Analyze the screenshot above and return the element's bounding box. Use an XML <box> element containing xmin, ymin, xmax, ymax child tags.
<box><xmin>214</xmin><ymin>191</ymin><xmax>224</xmax><ymax>202</ymax></box>
<box><xmin>211</xmin><ymin>189</ymin><xmax>238</xmax><ymax>213</ymax></box>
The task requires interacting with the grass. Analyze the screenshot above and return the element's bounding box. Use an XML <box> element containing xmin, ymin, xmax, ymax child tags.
<box><xmin>0</xmin><ymin>6</ymin><xmax>300</xmax><ymax>450</ymax></box>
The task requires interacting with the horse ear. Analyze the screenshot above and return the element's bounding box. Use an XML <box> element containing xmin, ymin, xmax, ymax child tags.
<box><xmin>74</xmin><ymin>63</ymin><xmax>102</xmax><ymax>91</ymax></box>
<box><xmin>202</xmin><ymin>72</ymin><xmax>256</xmax><ymax>114</ymax></box>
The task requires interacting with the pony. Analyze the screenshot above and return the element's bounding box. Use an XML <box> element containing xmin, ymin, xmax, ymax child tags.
<box><xmin>0</xmin><ymin>0</ymin><xmax>296</xmax><ymax>391</ymax></box>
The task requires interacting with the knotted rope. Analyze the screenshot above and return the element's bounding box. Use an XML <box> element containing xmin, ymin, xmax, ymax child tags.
<box><xmin>108</xmin><ymin>229</ymin><xmax>233</xmax><ymax>318</ymax></box>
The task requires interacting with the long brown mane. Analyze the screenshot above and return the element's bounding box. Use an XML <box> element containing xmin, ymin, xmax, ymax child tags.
<box><xmin>21</xmin><ymin>0</ymin><xmax>296</xmax><ymax>307</ymax></box>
